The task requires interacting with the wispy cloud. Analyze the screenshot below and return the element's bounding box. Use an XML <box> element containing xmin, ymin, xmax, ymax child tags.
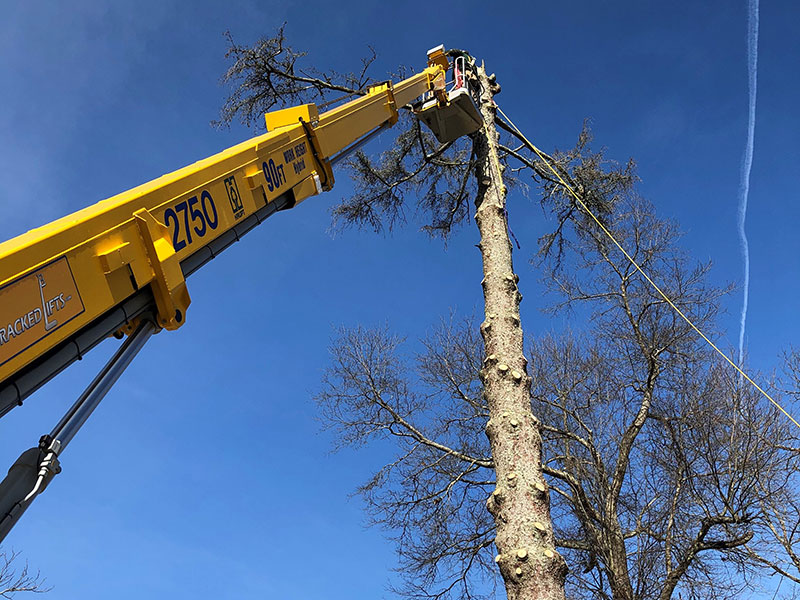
<box><xmin>738</xmin><ymin>0</ymin><xmax>758</xmax><ymax>378</ymax></box>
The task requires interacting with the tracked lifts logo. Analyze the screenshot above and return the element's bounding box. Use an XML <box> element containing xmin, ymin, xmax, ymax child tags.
<box><xmin>0</xmin><ymin>257</ymin><xmax>84</xmax><ymax>367</ymax></box>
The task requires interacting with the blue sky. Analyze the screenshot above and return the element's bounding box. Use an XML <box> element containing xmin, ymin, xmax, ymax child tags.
<box><xmin>0</xmin><ymin>1</ymin><xmax>798</xmax><ymax>598</ymax></box>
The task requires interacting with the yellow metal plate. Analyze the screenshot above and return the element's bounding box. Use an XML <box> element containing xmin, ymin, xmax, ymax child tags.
<box><xmin>0</xmin><ymin>257</ymin><xmax>85</xmax><ymax>367</ymax></box>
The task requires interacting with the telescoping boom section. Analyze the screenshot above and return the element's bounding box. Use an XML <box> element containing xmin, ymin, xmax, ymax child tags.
<box><xmin>0</xmin><ymin>46</ymin><xmax>469</xmax><ymax>418</ymax></box>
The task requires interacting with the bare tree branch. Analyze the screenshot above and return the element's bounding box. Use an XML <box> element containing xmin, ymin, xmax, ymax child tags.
<box><xmin>0</xmin><ymin>551</ymin><xmax>49</xmax><ymax>598</ymax></box>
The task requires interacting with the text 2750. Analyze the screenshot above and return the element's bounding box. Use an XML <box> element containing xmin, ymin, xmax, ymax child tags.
<box><xmin>164</xmin><ymin>190</ymin><xmax>219</xmax><ymax>252</ymax></box>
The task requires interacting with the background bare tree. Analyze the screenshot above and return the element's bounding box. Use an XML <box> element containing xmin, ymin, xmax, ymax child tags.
<box><xmin>736</xmin><ymin>351</ymin><xmax>800</xmax><ymax>593</ymax></box>
<box><xmin>526</xmin><ymin>177</ymin><xmax>797</xmax><ymax>599</ymax></box>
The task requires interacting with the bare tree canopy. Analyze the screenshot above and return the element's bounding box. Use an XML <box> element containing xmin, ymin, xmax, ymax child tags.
<box><xmin>216</xmin><ymin>25</ymin><xmax>376</xmax><ymax>128</ymax></box>
<box><xmin>217</xmin><ymin>27</ymin><xmax>478</xmax><ymax>239</ymax></box>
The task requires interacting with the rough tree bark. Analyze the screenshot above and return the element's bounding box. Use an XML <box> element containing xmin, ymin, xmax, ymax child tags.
<box><xmin>474</xmin><ymin>65</ymin><xmax>567</xmax><ymax>600</ymax></box>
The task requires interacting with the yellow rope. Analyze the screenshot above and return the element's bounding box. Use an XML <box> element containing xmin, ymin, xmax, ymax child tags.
<box><xmin>494</xmin><ymin>104</ymin><xmax>800</xmax><ymax>430</ymax></box>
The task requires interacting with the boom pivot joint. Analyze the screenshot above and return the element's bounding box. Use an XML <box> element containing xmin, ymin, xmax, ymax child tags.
<box><xmin>133</xmin><ymin>209</ymin><xmax>191</xmax><ymax>330</ymax></box>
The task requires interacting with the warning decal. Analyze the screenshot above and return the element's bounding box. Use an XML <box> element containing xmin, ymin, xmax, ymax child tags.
<box><xmin>0</xmin><ymin>257</ymin><xmax>85</xmax><ymax>367</ymax></box>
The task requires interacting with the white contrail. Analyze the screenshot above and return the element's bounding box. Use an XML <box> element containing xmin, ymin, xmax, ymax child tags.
<box><xmin>738</xmin><ymin>0</ymin><xmax>758</xmax><ymax>379</ymax></box>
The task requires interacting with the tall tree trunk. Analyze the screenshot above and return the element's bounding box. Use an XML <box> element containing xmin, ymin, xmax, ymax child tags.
<box><xmin>475</xmin><ymin>65</ymin><xmax>568</xmax><ymax>600</ymax></box>
<box><xmin>607</xmin><ymin>529</ymin><xmax>635</xmax><ymax>600</ymax></box>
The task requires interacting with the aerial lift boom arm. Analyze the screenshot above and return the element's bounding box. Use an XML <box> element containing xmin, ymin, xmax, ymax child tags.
<box><xmin>0</xmin><ymin>49</ymin><xmax>453</xmax><ymax>419</ymax></box>
<box><xmin>0</xmin><ymin>44</ymin><xmax>481</xmax><ymax>543</ymax></box>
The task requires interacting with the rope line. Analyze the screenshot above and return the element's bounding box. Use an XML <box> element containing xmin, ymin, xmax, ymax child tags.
<box><xmin>493</xmin><ymin>104</ymin><xmax>800</xmax><ymax>431</ymax></box>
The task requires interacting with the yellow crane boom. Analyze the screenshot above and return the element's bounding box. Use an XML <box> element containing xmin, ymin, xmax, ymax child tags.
<box><xmin>0</xmin><ymin>48</ymin><xmax>460</xmax><ymax>419</ymax></box>
<box><xmin>0</xmin><ymin>44</ymin><xmax>484</xmax><ymax>542</ymax></box>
